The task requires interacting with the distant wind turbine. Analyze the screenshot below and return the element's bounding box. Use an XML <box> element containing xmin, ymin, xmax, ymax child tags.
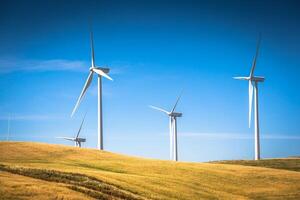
<box><xmin>58</xmin><ymin>113</ymin><xmax>87</xmax><ymax>147</ymax></box>
<box><xmin>149</xmin><ymin>92</ymin><xmax>183</xmax><ymax>161</ymax></box>
<box><xmin>233</xmin><ymin>35</ymin><xmax>265</xmax><ymax>160</ymax></box>
<box><xmin>71</xmin><ymin>28</ymin><xmax>113</xmax><ymax>150</ymax></box>
<box><xmin>7</xmin><ymin>114</ymin><xmax>11</xmax><ymax>141</ymax></box>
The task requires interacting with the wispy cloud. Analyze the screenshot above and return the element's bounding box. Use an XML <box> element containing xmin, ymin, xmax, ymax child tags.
<box><xmin>0</xmin><ymin>58</ymin><xmax>132</xmax><ymax>74</ymax></box>
<box><xmin>0</xmin><ymin>114</ymin><xmax>66</xmax><ymax>121</ymax></box>
<box><xmin>262</xmin><ymin>134</ymin><xmax>300</xmax><ymax>140</ymax></box>
<box><xmin>180</xmin><ymin>132</ymin><xmax>300</xmax><ymax>140</ymax></box>
<box><xmin>0</xmin><ymin>58</ymin><xmax>88</xmax><ymax>73</ymax></box>
<box><xmin>181</xmin><ymin>132</ymin><xmax>251</xmax><ymax>139</ymax></box>
<box><xmin>0</xmin><ymin>135</ymin><xmax>55</xmax><ymax>139</ymax></box>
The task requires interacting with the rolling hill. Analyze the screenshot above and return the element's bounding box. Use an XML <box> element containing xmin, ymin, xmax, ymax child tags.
<box><xmin>0</xmin><ymin>141</ymin><xmax>300</xmax><ymax>199</ymax></box>
<box><xmin>212</xmin><ymin>158</ymin><xmax>300</xmax><ymax>172</ymax></box>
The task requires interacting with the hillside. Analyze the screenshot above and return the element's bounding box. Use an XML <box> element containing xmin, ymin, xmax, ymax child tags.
<box><xmin>0</xmin><ymin>142</ymin><xmax>300</xmax><ymax>200</ymax></box>
<box><xmin>212</xmin><ymin>158</ymin><xmax>300</xmax><ymax>172</ymax></box>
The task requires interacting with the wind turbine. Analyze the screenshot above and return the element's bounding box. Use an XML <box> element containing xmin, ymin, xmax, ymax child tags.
<box><xmin>149</xmin><ymin>92</ymin><xmax>183</xmax><ymax>161</ymax></box>
<box><xmin>6</xmin><ymin>114</ymin><xmax>11</xmax><ymax>141</ymax></box>
<box><xmin>233</xmin><ymin>35</ymin><xmax>265</xmax><ymax>160</ymax></box>
<box><xmin>71</xmin><ymin>29</ymin><xmax>113</xmax><ymax>150</ymax></box>
<box><xmin>58</xmin><ymin>113</ymin><xmax>87</xmax><ymax>147</ymax></box>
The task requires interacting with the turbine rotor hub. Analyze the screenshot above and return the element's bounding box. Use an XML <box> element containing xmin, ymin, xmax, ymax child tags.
<box><xmin>169</xmin><ymin>112</ymin><xmax>182</xmax><ymax>117</ymax></box>
<box><xmin>250</xmin><ymin>76</ymin><xmax>265</xmax><ymax>82</ymax></box>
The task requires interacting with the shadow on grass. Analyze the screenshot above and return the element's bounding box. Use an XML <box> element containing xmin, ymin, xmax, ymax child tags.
<box><xmin>69</xmin><ymin>162</ymin><xmax>127</xmax><ymax>174</ymax></box>
<box><xmin>0</xmin><ymin>164</ymin><xmax>143</xmax><ymax>200</ymax></box>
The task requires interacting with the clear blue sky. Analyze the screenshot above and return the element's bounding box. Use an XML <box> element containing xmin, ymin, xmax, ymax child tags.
<box><xmin>0</xmin><ymin>0</ymin><xmax>299</xmax><ymax>161</ymax></box>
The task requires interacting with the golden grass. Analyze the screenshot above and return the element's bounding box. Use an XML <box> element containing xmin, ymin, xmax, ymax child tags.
<box><xmin>0</xmin><ymin>171</ymin><xmax>92</xmax><ymax>200</ymax></box>
<box><xmin>0</xmin><ymin>141</ymin><xmax>300</xmax><ymax>200</ymax></box>
<box><xmin>212</xmin><ymin>158</ymin><xmax>300</xmax><ymax>172</ymax></box>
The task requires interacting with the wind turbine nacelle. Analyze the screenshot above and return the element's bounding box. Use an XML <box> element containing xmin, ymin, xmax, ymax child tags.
<box><xmin>251</xmin><ymin>76</ymin><xmax>265</xmax><ymax>82</ymax></box>
<box><xmin>170</xmin><ymin>112</ymin><xmax>182</xmax><ymax>117</ymax></box>
<box><xmin>97</xmin><ymin>67</ymin><xmax>110</xmax><ymax>74</ymax></box>
<box><xmin>89</xmin><ymin>67</ymin><xmax>110</xmax><ymax>74</ymax></box>
<box><xmin>77</xmin><ymin>138</ymin><xmax>86</xmax><ymax>142</ymax></box>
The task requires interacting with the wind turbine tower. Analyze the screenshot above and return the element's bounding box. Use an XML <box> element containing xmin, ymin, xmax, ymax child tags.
<box><xmin>150</xmin><ymin>92</ymin><xmax>183</xmax><ymax>161</ymax></box>
<box><xmin>71</xmin><ymin>29</ymin><xmax>113</xmax><ymax>150</ymax></box>
<box><xmin>58</xmin><ymin>113</ymin><xmax>87</xmax><ymax>147</ymax></box>
<box><xmin>7</xmin><ymin>114</ymin><xmax>10</xmax><ymax>141</ymax></box>
<box><xmin>233</xmin><ymin>35</ymin><xmax>265</xmax><ymax>160</ymax></box>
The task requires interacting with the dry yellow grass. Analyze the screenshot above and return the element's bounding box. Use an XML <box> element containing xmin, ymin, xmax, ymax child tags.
<box><xmin>0</xmin><ymin>171</ymin><xmax>92</xmax><ymax>200</ymax></box>
<box><xmin>0</xmin><ymin>141</ymin><xmax>300</xmax><ymax>199</ymax></box>
<box><xmin>212</xmin><ymin>158</ymin><xmax>300</xmax><ymax>172</ymax></box>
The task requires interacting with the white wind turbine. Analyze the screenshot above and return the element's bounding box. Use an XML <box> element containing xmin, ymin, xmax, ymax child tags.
<box><xmin>6</xmin><ymin>114</ymin><xmax>11</xmax><ymax>141</ymax></box>
<box><xmin>58</xmin><ymin>113</ymin><xmax>87</xmax><ymax>147</ymax></box>
<box><xmin>149</xmin><ymin>93</ymin><xmax>183</xmax><ymax>161</ymax></box>
<box><xmin>71</xmin><ymin>29</ymin><xmax>113</xmax><ymax>150</ymax></box>
<box><xmin>233</xmin><ymin>35</ymin><xmax>265</xmax><ymax>160</ymax></box>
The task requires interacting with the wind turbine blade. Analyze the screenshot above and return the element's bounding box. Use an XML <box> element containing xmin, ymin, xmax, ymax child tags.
<box><xmin>92</xmin><ymin>68</ymin><xmax>113</xmax><ymax>81</ymax></box>
<box><xmin>71</xmin><ymin>71</ymin><xmax>94</xmax><ymax>117</ymax></box>
<box><xmin>149</xmin><ymin>105</ymin><xmax>170</xmax><ymax>114</ymax></box>
<box><xmin>56</xmin><ymin>137</ymin><xmax>75</xmax><ymax>141</ymax></box>
<box><xmin>248</xmin><ymin>80</ymin><xmax>254</xmax><ymax>128</ymax></box>
<box><xmin>233</xmin><ymin>77</ymin><xmax>249</xmax><ymax>80</ymax></box>
<box><xmin>90</xmin><ymin>29</ymin><xmax>95</xmax><ymax>68</ymax></box>
<box><xmin>249</xmin><ymin>34</ymin><xmax>261</xmax><ymax>77</ymax></box>
<box><xmin>76</xmin><ymin>112</ymin><xmax>87</xmax><ymax>139</ymax></box>
<box><xmin>171</xmin><ymin>90</ymin><xmax>183</xmax><ymax>113</ymax></box>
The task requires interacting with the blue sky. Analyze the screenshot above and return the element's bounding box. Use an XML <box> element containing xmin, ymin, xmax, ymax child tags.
<box><xmin>0</xmin><ymin>0</ymin><xmax>299</xmax><ymax>161</ymax></box>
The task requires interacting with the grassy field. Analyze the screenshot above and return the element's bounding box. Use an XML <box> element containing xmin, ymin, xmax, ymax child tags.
<box><xmin>212</xmin><ymin>158</ymin><xmax>300</xmax><ymax>172</ymax></box>
<box><xmin>0</xmin><ymin>171</ymin><xmax>93</xmax><ymax>200</ymax></box>
<box><xmin>0</xmin><ymin>142</ymin><xmax>300</xmax><ymax>199</ymax></box>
